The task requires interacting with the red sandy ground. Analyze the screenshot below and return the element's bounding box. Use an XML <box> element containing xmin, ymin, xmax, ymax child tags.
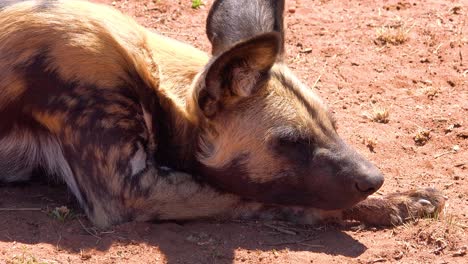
<box><xmin>0</xmin><ymin>0</ymin><xmax>467</xmax><ymax>263</ymax></box>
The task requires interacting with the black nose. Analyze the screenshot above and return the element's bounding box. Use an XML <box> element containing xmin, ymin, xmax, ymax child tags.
<box><xmin>354</xmin><ymin>169</ymin><xmax>384</xmax><ymax>194</ymax></box>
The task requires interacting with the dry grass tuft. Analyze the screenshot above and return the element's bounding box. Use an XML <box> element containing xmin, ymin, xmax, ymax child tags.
<box><xmin>5</xmin><ymin>246</ymin><xmax>43</xmax><ymax>264</ymax></box>
<box><xmin>424</xmin><ymin>86</ymin><xmax>440</xmax><ymax>99</ymax></box>
<box><xmin>397</xmin><ymin>204</ymin><xmax>467</xmax><ymax>256</ymax></box>
<box><xmin>363</xmin><ymin>137</ymin><xmax>377</xmax><ymax>152</ymax></box>
<box><xmin>371</xmin><ymin>108</ymin><xmax>390</xmax><ymax>123</ymax></box>
<box><xmin>49</xmin><ymin>206</ymin><xmax>73</xmax><ymax>222</ymax></box>
<box><xmin>415</xmin><ymin>211</ymin><xmax>467</xmax><ymax>255</ymax></box>
<box><xmin>414</xmin><ymin>129</ymin><xmax>431</xmax><ymax>146</ymax></box>
<box><xmin>375</xmin><ymin>26</ymin><xmax>409</xmax><ymax>46</ymax></box>
<box><xmin>6</xmin><ymin>255</ymin><xmax>42</xmax><ymax>264</ymax></box>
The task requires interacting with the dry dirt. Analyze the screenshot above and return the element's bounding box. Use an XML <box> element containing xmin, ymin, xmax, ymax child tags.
<box><xmin>1</xmin><ymin>0</ymin><xmax>467</xmax><ymax>263</ymax></box>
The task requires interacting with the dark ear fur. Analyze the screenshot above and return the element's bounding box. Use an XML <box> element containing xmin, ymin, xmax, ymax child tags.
<box><xmin>198</xmin><ymin>33</ymin><xmax>281</xmax><ymax>117</ymax></box>
<box><xmin>0</xmin><ymin>0</ymin><xmax>25</xmax><ymax>9</ymax></box>
<box><xmin>206</xmin><ymin>0</ymin><xmax>285</xmax><ymax>56</ymax></box>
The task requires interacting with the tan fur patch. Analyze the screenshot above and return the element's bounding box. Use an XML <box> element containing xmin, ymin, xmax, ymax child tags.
<box><xmin>0</xmin><ymin>0</ymin><xmax>160</xmax><ymax>90</ymax></box>
<box><xmin>32</xmin><ymin>111</ymin><xmax>65</xmax><ymax>134</ymax></box>
<box><xmin>0</xmin><ymin>70</ymin><xmax>26</xmax><ymax>109</ymax></box>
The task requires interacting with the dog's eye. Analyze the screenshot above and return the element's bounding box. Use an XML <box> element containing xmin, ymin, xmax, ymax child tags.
<box><xmin>271</xmin><ymin>137</ymin><xmax>313</xmax><ymax>164</ymax></box>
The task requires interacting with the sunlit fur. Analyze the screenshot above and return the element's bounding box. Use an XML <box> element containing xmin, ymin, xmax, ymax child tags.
<box><xmin>0</xmin><ymin>0</ymin><xmax>429</xmax><ymax>228</ymax></box>
<box><xmin>196</xmin><ymin>64</ymin><xmax>336</xmax><ymax>183</ymax></box>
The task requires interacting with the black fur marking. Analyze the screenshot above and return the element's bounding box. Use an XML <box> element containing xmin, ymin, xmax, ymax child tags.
<box><xmin>0</xmin><ymin>0</ymin><xmax>57</xmax><ymax>11</ymax></box>
<box><xmin>270</xmin><ymin>136</ymin><xmax>313</xmax><ymax>168</ymax></box>
<box><xmin>157</xmin><ymin>166</ymin><xmax>176</xmax><ymax>177</ymax></box>
<box><xmin>197</xmin><ymin>153</ymin><xmax>319</xmax><ymax>206</ymax></box>
<box><xmin>16</xmin><ymin>51</ymin><xmax>200</xmax><ymax>214</ymax></box>
<box><xmin>36</xmin><ymin>0</ymin><xmax>58</xmax><ymax>11</ymax></box>
<box><xmin>0</xmin><ymin>51</ymin><xmax>56</xmax><ymax>135</ymax></box>
<box><xmin>0</xmin><ymin>0</ymin><xmax>24</xmax><ymax>9</ymax></box>
<box><xmin>126</xmin><ymin>69</ymin><xmax>198</xmax><ymax>173</ymax></box>
<box><xmin>273</xmin><ymin>71</ymin><xmax>337</xmax><ymax>137</ymax></box>
<box><xmin>17</xmin><ymin>52</ymin><xmax>153</xmax><ymax>213</ymax></box>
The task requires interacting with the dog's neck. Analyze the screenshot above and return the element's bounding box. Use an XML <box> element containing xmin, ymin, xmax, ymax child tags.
<box><xmin>144</xmin><ymin>33</ymin><xmax>209</xmax><ymax>172</ymax></box>
<box><xmin>152</xmin><ymin>91</ymin><xmax>200</xmax><ymax>172</ymax></box>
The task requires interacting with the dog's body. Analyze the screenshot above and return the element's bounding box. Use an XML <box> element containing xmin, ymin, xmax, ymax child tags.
<box><xmin>0</xmin><ymin>0</ymin><xmax>444</xmax><ymax>228</ymax></box>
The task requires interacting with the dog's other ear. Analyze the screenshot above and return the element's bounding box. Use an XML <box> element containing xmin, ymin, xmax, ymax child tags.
<box><xmin>197</xmin><ymin>33</ymin><xmax>281</xmax><ymax>118</ymax></box>
<box><xmin>206</xmin><ymin>0</ymin><xmax>285</xmax><ymax>57</ymax></box>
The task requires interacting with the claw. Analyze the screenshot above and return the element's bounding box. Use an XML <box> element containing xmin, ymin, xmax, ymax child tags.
<box><xmin>417</xmin><ymin>199</ymin><xmax>432</xmax><ymax>206</ymax></box>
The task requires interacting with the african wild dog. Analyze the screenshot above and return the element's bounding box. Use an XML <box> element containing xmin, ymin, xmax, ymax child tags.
<box><xmin>0</xmin><ymin>0</ymin><xmax>444</xmax><ymax>228</ymax></box>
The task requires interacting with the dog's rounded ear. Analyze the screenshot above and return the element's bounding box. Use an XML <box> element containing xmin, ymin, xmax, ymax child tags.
<box><xmin>197</xmin><ymin>33</ymin><xmax>281</xmax><ymax>118</ymax></box>
<box><xmin>206</xmin><ymin>0</ymin><xmax>285</xmax><ymax>58</ymax></box>
<box><xmin>199</xmin><ymin>0</ymin><xmax>285</xmax><ymax>118</ymax></box>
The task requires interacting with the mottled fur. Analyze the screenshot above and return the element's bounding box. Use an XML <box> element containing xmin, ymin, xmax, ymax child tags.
<box><xmin>0</xmin><ymin>0</ymin><xmax>444</xmax><ymax>228</ymax></box>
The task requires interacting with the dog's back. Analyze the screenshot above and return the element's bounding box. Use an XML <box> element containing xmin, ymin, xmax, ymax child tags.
<box><xmin>0</xmin><ymin>0</ymin><xmax>210</xmax><ymax>226</ymax></box>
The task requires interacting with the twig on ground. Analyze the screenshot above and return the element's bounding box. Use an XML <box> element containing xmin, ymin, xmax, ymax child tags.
<box><xmin>434</xmin><ymin>151</ymin><xmax>454</xmax><ymax>159</ymax></box>
<box><xmin>265</xmin><ymin>237</ymin><xmax>319</xmax><ymax>246</ymax></box>
<box><xmin>297</xmin><ymin>242</ymin><xmax>325</xmax><ymax>248</ymax></box>
<box><xmin>264</xmin><ymin>223</ymin><xmax>297</xmax><ymax>235</ymax></box>
<box><xmin>78</xmin><ymin>218</ymin><xmax>102</xmax><ymax>240</ymax></box>
<box><xmin>311</xmin><ymin>74</ymin><xmax>322</xmax><ymax>90</ymax></box>
<box><xmin>0</xmin><ymin>207</ymin><xmax>42</xmax><ymax>211</ymax></box>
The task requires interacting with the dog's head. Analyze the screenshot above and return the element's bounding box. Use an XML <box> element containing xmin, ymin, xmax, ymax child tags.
<box><xmin>190</xmin><ymin>0</ymin><xmax>383</xmax><ymax>210</ymax></box>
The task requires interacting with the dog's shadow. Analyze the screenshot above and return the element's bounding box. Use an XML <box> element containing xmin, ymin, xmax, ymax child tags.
<box><xmin>0</xmin><ymin>183</ymin><xmax>367</xmax><ymax>263</ymax></box>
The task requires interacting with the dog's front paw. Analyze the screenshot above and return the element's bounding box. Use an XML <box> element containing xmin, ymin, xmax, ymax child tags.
<box><xmin>343</xmin><ymin>188</ymin><xmax>446</xmax><ymax>226</ymax></box>
<box><xmin>385</xmin><ymin>187</ymin><xmax>445</xmax><ymax>225</ymax></box>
